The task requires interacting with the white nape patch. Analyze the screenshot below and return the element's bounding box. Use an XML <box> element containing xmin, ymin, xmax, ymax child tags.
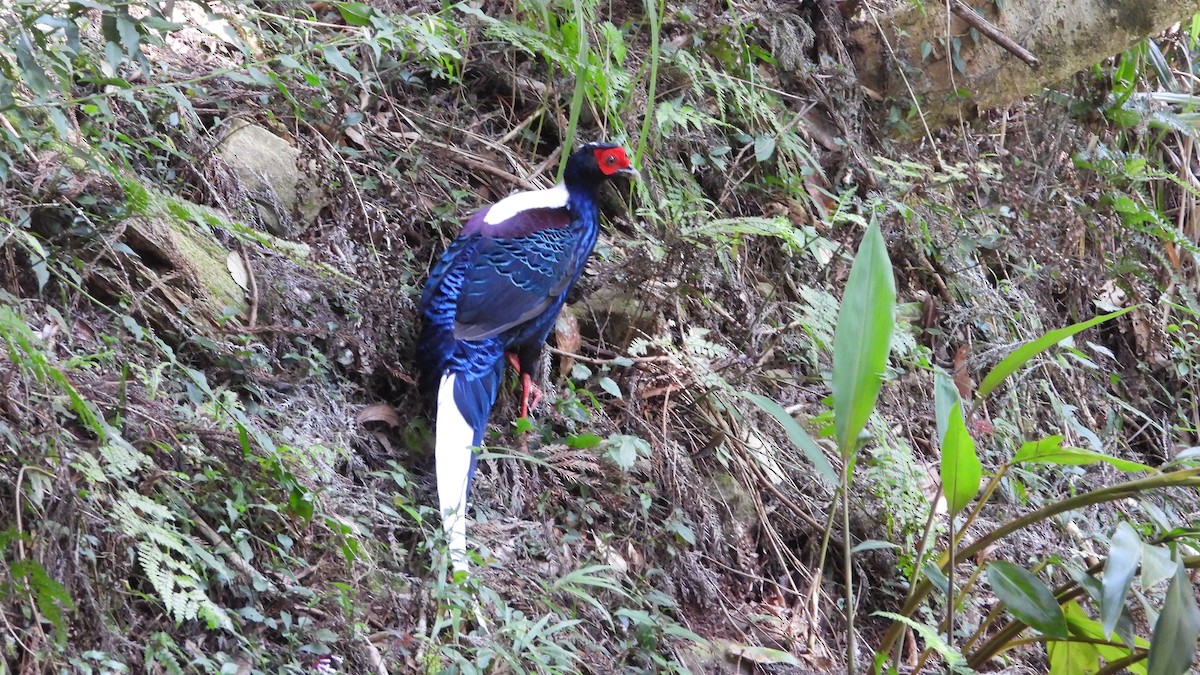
<box><xmin>483</xmin><ymin>183</ymin><xmax>569</xmax><ymax>225</ymax></box>
<box><xmin>436</xmin><ymin>372</ymin><xmax>474</xmax><ymax>572</ymax></box>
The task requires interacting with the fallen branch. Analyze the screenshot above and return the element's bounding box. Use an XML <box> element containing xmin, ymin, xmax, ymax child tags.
<box><xmin>949</xmin><ymin>0</ymin><xmax>1041</xmax><ymax>69</ymax></box>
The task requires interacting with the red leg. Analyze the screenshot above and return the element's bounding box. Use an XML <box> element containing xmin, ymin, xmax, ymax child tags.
<box><xmin>507</xmin><ymin>352</ymin><xmax>543</xmax><ymax>418</ymax></box>
<box><xmin>519</xmin><ymin>373</ymin><xmax>543</xmax><ymax>418</ymax></box>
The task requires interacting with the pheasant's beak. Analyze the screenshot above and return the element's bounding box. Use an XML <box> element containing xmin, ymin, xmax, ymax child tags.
<box><xmin>616</xmin><ymin>166</ymin><xmax>641</xmax><ymax>180</ymax></box>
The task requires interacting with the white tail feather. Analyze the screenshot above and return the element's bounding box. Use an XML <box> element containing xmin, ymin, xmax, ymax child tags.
<box><xmin>436</xmin><ymin>373</ymin><xmax>474</xmax><ymax>572</ymax></box>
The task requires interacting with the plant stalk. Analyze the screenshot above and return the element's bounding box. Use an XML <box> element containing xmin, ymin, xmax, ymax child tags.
<box><xmin>843</xmin><ymin>462</ymin><xmax>855</xmax><ymax>675</ymax></box>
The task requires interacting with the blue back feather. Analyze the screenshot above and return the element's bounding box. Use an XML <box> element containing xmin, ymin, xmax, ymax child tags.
<box><xmin>417</xmin><ymin>186</ymin><xmax>601</xmax><ymax>441</ymax></box>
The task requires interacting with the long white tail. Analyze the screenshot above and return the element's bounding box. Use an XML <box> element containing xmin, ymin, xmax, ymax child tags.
<box><xmin>435</xmin><ymin>372</ymin><xmax>474</xmax><ymax>572</ymax></box>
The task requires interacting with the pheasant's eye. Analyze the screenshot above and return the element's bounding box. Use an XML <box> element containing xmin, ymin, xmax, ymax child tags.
<box><xmin>605</xmin><ymin>155</ymin><xmax>616</xmax><ymax>164</ymax></box>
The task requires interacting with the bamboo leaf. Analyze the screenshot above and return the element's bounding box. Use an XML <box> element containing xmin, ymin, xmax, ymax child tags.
<box><xmin>940</xmin><ymin>401</ymin><xmax>981</xmax><ymax>514</ymax></box>
<box><xmin>1147</xmin><ymin>559</ymin><xmax>1200</xmax><ymax>675</ymax></box>
<box><xmin>832</xmin><ymin>219</ymin><xmax>895</xmax><ymax>457</ymax></box>
<box><xmin>988</xmin><ymin>561</ymin><xmax>1069</xmax><ymax>638</ymax></box>
<box><xmin>1101</xmin><ymin>523</ymin><xmax>1142</xmax><ymax>640</ymax></box>
<box><xmin>977</xmin><ymin>307</ymin><xmax>1135</xmax><ymax>398</ymax></box>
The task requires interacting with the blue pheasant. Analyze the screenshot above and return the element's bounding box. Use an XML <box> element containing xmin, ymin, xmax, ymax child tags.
<box><xmin>416</xmin><ymin>142</ymin><xmax>638</xmax><ymax>572</ymax></box>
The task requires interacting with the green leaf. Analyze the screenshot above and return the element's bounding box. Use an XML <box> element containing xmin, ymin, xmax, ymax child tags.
<box><xmin>566</xmin><ymin>433</ymin><xmax>602</xmax><ymax>449</ymax></box>
<box><xmin>940</xmin><ymin>398</ymin><xmax>979</xmax><ymax>514</ymax></box>
<box><xmin>1063</xmin><ymin>600</ymin><xmax>1148</xmax><ymax>675</ymax></box>
<box><xmin>322</xmin><ymin>46</ymin><xmax>363</xmax><ymax>84</ymax></box>
<box><xmin>753</xmin><ymin>135</ymin><xmax>776</xmax><ymax>163</ymax></box>
<box><xmin>741</xmin><ymin>392</ymin><xmax>837</xmax><ymax>485</ymax></box>
<box><xmin>977</xmin><ymin>307</ymin><xmax>1135</xmax><ymax>398</ymax></box>
<box><xmin>336</xmin><ymin>1</ymin><xmax>376</xmax><ymax>25</ymax></box>
<box><xmin>1101</xmin><ymin>522</ymin><xmax>1142</xmax><ymax>640</ymax></box>
<box><xmin>605</xmin><ymin>434</ymin><xmax>649</xmax><ymax>471</ymax></box>
<box><xmin>1013</xmin><ymin>436</ymin><xmax>1152</xmax><ymax>472</ymax></box>
<box><xmin>872</xmin><ymin>611</ymin><xmax>974</xmax><ymax>673</ymax></box>
<box><xmin>288</xmin><ymin>487</ymin><xmax>314</xmax><ymax>522</ymax></box>
<box><xmin>1148</xmin><ymin>559</ymin><xmax>1200</xmax><ymax>675</ymax></box>
<box><xmin>940</xmin><ymin>401</ymin><xmax>981</xmax><ymax>514</ymax></box>
<box><xmin>1141</xmin><ymin>543</ymin><xmax>1176</xmax><ymax>588</ymax></box>
<box><xmin>934</xmin><ymin>368</ymin><xmax>962</xmax><ymax>449</ymax></box>
<box><xmin>851</xmin><ymin>539</ymin><xmax>900</xmax><ymax>553</ymax></box>
<box><xmin>1048</xmin><ymin>636</ymin><xmax>1100</xmax><ymax>675</ymax></box>
<box><xmin>831</xmin><ymin>219</ymin><xmax>895</xmax><ymax>457</ymax></box>
<box><xmin>988</xmin><ymin>561</ymin><xmax>1068</xmax><ymax>638</ymax></box>
<box><xmin>14</xmin><ymin>33</ymin><xmax>55</xmax><ymax>96</ymax></box>
<box><xmin>115</xmin><ymin>14</ymin><xmax>141</xmax><ymax>58</ymax></box>
<box><xmin>598</xmin><ymin>376</ymin><xmax>622</xmax><ymax>399</ymax></box>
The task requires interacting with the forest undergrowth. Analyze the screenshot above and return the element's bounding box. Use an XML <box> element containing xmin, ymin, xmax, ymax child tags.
<box><xmin>1</xmin><ymin>0</ymin><xmax>1199</xmax><ymax>673</ymax></box>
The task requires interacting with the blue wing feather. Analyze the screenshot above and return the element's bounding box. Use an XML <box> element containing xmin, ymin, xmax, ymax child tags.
<box><xmin>416</xmin><ymin>192</ymin><xmax>599</xmax><ymax>435</ymax></box>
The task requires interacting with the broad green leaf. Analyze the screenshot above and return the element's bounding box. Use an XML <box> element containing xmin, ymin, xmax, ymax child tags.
<box><xmin>977</xmin><ymin>307</ymin><xmax>1135</xmax><ymax>398</ymax></box>
<box><xmin>661</xmin><ymin>622</ymin><xmax>708</xmax><ymax>644</ymax></box>
<box><xmin>1048</xmin><ymin>636</ymin><xmax>1100</xmax><ymax>675</ymax></box>
<box><xmin>988</xmin><ymin>561</ymin><xmax>1069</xmax><ymax>638</ymax></box>
<box><xmin>741</xmin><ymin>392</ymin><xmax>837</xmax><ymax>485</ymax></box>
<box><xmin>322</xmin><ymin>46</ymin><xmax>363</xmax><ymax>84</ymax></box>
<box><xmin>566</xmin><ymin>433</ymin><xmax>602</xmax><ymax>449</ymax></box>
<box><xmin>1141</xmin><ymin>543</ymin><xmax>1176</xmax><ymax>588</ymax></box>
<box><xmin>598</xmin><ymin>376</ymin><xmax>622</xmax><ymax>399</ymax></box>
<box><xmin>923</xmin><ymin>561</ymin><xmax>949</xmax><ymax>594</ymax></box>
<box><xmin>1101</xmin><ymin>522</ymin><xmax>1142</xmax><ymax>640</ymax></box>
<box><xmin>934</xmin><ymin>367</ymin><xmax>962</xmax><ymax>448</ymax></box>
<box><xmin>941</xmin><ymin>401</ymin><xmax>981</xmax><ymax>514</ymax></box>
<box><xmin>115</xmin><ymin>14</ymin><xmax>141</xmax><ymax>58</ymax></box>
<box><xmin>1063</xmin><ymin>600</ymin><xmax>1148</xmax><ymax>675</ymax></box>
<box><xmin>14</xmin><ymin>35</ymin><xmax>54</xmax><ymax>96</ymax></box>
<box><xmin>832</xmin><ymin>219</ymin><xmax>895</xmax><ymax>457</ymax></box>
<box><xmin>1147</xmin><ymin>560</ymin><xmax>1200</xmax><ymax>675</ymax></box>
<box><xmin>1013</xmin><ymin>436</ymin><xmax>1152</xmax><ymax>472</ymax></box>
<box><xmin>605</xmin><ymin>435</ymin><xmax>649</xmax><ymax>471</ymax></box>
<box><xmin>336</xmin><ymin>2</ymin><xmax>376</xmax><ymax>25</ymax></box>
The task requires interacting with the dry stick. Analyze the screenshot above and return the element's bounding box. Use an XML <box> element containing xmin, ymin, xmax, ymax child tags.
<box><xmin>241</xmin><ymin>246</ymin><xmax>259</xmax><ymax>328</ymax></box>
<box><xmin>497</xmin><ymin>107</ymin><xmax>546</xmax><ymax>146</ymax></box>
<box><xmin>545</xmin><ymin>345</ymin><xmax>669</xmax><ymax>365</ymax></box>
<box><xmin>164</xmin><ymin>485</ymin><xmax>281</xmax><ymax>595</ymax></box>
<box><xmin>949</xmin><ymin>0</ymin><xmax>1041</xmax><ymax>69</ymax></box>
<box><xmin>430</xmin><ymin>139</ymin><xmax>539</xmax><ymax>191</ymax></box>
<box><xmin>14</xmin><ymin>465</ymin><xmax>56</xmax><ymax>652</ymax></box>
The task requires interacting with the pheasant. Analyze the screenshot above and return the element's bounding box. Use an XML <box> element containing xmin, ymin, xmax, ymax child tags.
<box><xmin>416</xmin><ymin>142</ymin><xmax>638</xmax><ymax>572</ymax></box>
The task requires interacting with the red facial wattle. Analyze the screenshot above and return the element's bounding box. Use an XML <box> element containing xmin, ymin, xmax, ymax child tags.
<box><xmin>595</xmin><ymin>146</ymin><xmax>631</xmax><ymax>175</ymax></box>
